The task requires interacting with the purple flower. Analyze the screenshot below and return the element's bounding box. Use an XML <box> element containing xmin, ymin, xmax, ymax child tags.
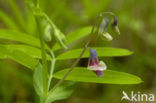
<box><xmin>87</xmin><ymin>48</ymin><xmax>107</xmax><ymax>77</ymax></box>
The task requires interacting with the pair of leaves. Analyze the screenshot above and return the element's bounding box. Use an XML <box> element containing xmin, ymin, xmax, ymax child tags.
<box><xmin>33</xmin><ymin>63</ymin><xmax>75</xmax><ymax>103</ymax></box>
<box><xmin>0</xmin><ymin>44</ymin><xmax>133</xmax><ymax>70</ymax></box>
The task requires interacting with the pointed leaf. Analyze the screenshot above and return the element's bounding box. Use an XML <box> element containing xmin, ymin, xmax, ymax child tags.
<box><xmin>0</xmin><ymin>44</ymin><xmax>52</xmax><ymax>60</ymax></box>
<box><xmin>0</xmin><ymin>45</ymin><xmax>38</xmax><ymax>69</ymax></box>
<box><xmin>0</xmin><ymin>29</ymin><xmax>40</xmax><ymax>47</ymax></box>
<box><xmin>8</xmin><ymin>50</ymin><xmax>38</xmax><ymax>69</ymax></box>
<box><xmin>46</xmin><ymin>82</ymin><xmax>76</xmax><ymax>103</ymax></box>
<box><xmin>56</xmin><ymin>47</ymin><xmax>133</xmax><ymax>60</ymax></box>
<box><xmin>54</xmin><ymin>67</ymin><xmax>142</xmax><ymax>84</ymax></box>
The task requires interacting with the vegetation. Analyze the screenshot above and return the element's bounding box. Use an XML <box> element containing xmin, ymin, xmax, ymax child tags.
<box><xmin>0</xmin><ymin>0</ymin><xmax>155</xmax><ymax>103</ymax></box>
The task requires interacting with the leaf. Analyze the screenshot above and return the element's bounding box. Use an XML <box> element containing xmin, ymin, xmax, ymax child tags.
<box><xmin>8</xmin><ymin>50</ymin><xmax>38</xmax><ymax>69</ymax></box>
<box><xmin>0</xmin><ymin>45</ymin><xmax>38</xmax><ymax>69</ymax></box>
<box><xmin>56</xmin><ymin>47</ymin><xmax>133</xmax><ymax>60</ymax></box>
<box><xmin>53</xmin><ymin>67</ymin><xmax>142</xmax><ymax>84</ymax></box>
<box><xmin>0</xmin><ymin>29</ymin><xmax>40</xmax><ymax>47</ymax></box>
<box><xmin>52</xmin><ymin>26</ymin><xmax>92</xmax><ymax>50</ymax></box>
<box><xmin>0</xmin><ymin>9</ymin><xmax>19</xmax><ymax>30</ymax></box>
<box><xmin>0</xmin><ymin>44</ymin><xmax>52</xmax><ymax>60</ymax></box>
<box><xmin>33</xmin><ymin>63</ymin><xmax>44</xmax><ymax>99</ymax></box>
<box><xmin>46</xmin><ymin>82</ymin><xmax>76</xmax><ymax>103</ymax></box>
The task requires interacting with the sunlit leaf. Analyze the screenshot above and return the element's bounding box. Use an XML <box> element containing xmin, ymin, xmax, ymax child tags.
<box><xmin>53</xmin><ymin>67</ymin><xmax>142</xmax><ymax>84</ymax></box>
<box><xmin>0</xmin><ymin>44</ymin><xmax>52</xmax><ymax>60</ymax></box>
<box><xmin>56</xmin><ymin>47</ymin><xmax>133</xmax><ymax>60</ymax></box>
<box><xmin>46</xmin><ymin>82</ymin><xmax>76</xmax><ymax>103</ymax></box>
<box><xmin>53</xmin><ymin>26</ymin><xmax>92</xmax><ymax>50</ymax></box>
<box><xmin>0</xmin><ymin>29</ymin><xmax>40</xmax><ymax>47</ymax></box>
<box><xmin>0</xmin><ymin>45</ymin><xmax>38</xmax><ymax>69</ymax></box>
<box><xmin>8</xmin><ymin>50</ymin><xmax>38</xmax><ymax>69</ymax></box>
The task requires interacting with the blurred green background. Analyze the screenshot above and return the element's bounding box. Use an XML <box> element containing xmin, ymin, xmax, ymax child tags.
<box><xmin>0</xmin><ymin>0</ymin><xmax>156</xmax><ymax>103</ymax></box>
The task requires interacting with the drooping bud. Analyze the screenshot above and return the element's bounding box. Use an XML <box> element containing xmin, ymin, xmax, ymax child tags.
<box><xmin>87</xmin><ymin>48</ymin><xmax>107</xmax><ymax>77</ymax></box>
<box><xmin>98</xmin><ymin>18</ymin><xmax>109</xmax><ymax>35</ymax></box>
<box><xmin>54</xmin><ymin>28</ymin><xmax>67</xmax><ymax>49</ymax></box>
<box><xmin>112</xmin><ymin>16</ymin><xmax>120</xmax><ymax>35</ymax></box>
<box><xmin>101</xmin><ymin>32</ymin><xmax>113</xmax><ymax>41</ymax></box>
<box><xmin>98</xmin><ymin>18</ymin><xmax>113</xmax><ymax>41</ymax></box>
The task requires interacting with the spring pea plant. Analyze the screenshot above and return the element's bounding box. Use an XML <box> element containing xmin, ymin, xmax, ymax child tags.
<box><xmin>0</xmin><ymin>0</ymin><xmax>142</xmax><ymax>103</ymax></box>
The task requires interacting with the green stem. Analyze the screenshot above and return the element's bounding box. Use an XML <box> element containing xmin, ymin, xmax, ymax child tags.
<box><xmin>48</xmin><ymin>50</ymin><xmax>56</xmax><ymax>89</ymax></box>
<box><xmin>35</xmin><ymin>16</ymin><xmax>48</xmax><ymax>95</ymax></box>
<box><xmin>48</xmin><ymin>44</ymin><xmax>88</xmax><ymax>95</ymax></box>
<box><xmin>48</xmin><ymin>12</ymin><xmax>98</xmax><ymax>95</ymax></box>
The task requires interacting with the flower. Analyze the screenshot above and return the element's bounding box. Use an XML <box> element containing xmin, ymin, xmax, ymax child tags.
<box><xmin>87</xmin><ymin>48</ymin><xmax>107</xmax><ymax>77</ymax></box>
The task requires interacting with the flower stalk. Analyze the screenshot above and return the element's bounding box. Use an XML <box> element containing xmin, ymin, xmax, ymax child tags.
<box><xmin>49</xmin><ymin>12</ymin><xmax>119</xmax><ymax>93</ymax></box>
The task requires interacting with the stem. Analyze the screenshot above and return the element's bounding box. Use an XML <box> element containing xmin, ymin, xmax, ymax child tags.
<box><xmin>48</xmin><ymin>50</ymin><xmax>56</xmax><ymax>89</ymax></box>
<box><xmin>35</xmin><ymin>16</ymin><xmax>48</xmax><ymax>95</ymax></box>
<box><xmin>99</xmin><ymin>12</ymin><xmax>115</xmax><ymax>17</ymax></box>
<box><xmin>48</xmin><ymin>13</ymin><xmax>97</xmax><ymax>95</ymax></box>
<box><xmin>48</xmin><ymin>44</ymin><xmax>88</xmax><ymax>95</ymax></box>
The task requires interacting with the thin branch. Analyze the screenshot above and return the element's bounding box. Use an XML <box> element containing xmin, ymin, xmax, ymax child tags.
<box><xmin>48</xmin><ymin>50</ymin><xmax>56</xmax><ymax>89</ymax></box>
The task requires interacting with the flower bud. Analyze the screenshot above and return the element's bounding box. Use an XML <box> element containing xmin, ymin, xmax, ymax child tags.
<box><xmin>98</xmin><ymin>18</ymin><xmax>113</xmax><ymax>41</ymax></box>
<box><xmin>102</xmin><ymin>32</ymin><xmax>113</xmax><ymax>41</ymax></box>
<box><xmin>98</xmin><ymin>18</ymin><xmax>109</xmax><ymax>35</ymax></box>
<box><xmin>112</xmin><ymin>16</ymin><xmax>120</xmax><ymax>35</ymax></box>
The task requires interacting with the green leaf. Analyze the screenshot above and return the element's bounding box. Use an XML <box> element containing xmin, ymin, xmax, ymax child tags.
<box><xmin>33</xmin><ymin>63</ymin><xmax>44</xmax><ymax>100</ymax></box>
<box><xmin>0</xmin><ymin>29</ymin><xmax>40</xmax><ymax>47</ymax></box>
<box><xmin>52</xmin><ymin>26</ymin><xmax>92</xmax><ymax>50</ymax></box>
<box><xmin>0</xmin><ymin>44</ymin><xmax>52</xmax><ymax>60</ymax></box>
<box><xmin>53</xmin><ymin>67</ymin><xmax>142</xmax><ymax>84</ymax></box>
<box><xmin>0</xmin><ymin>9</ymin><xmax>19</xmax><ymax>30</ymax></box>
<box><xmin>0</xmin><ymin>45</ymin><xmax>38</xmax><ymax>69</ymax></box>
<box><xmin>46</xmin><ymin>82</ymin><xmax>76</xmax><ymax>103</ymax></box>
<box><xmin>56</xmin><ymin>47</ymin><xmax>133</xmax><ymax>60</ymax></box>
<box><xmin>8</xmin><ymin>50</ymin><xmax>38</xmax><ymax>69</ymax></box>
